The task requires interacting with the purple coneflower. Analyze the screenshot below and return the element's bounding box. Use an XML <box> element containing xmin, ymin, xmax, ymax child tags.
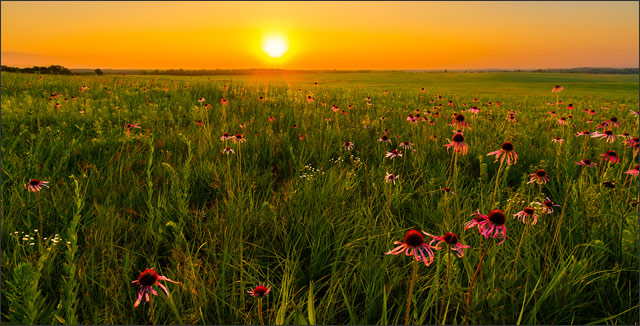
<box><xmin>443</xmin><ymin>132</ymin><xmax>468</xmax><ymax>156</ymax></box>
<box><xmin>25</xmin><ymin>179</ymin><xmax>49</xmax><ymax>192</ymax></box>
<box><xmin>247</xmin><ymin>284</ymin><xmax>271</xmax><ymax>297</ymax></box>
<box><xmin>222</xmin><ymin>147</ymin><xmax>235</xmax><ymax>155</ymax></box>
<box><xmin>470</xmin><ymin>209</ymin><xmax>507</xmax><ymax>244</ymax></box>
<box><xmin>625</xmin><ymin>165</ymin><xmax>639</xmax><ymax>176</ymax></box>
<box><xmin>601</xmin><ymin>150</ymin><xmax>619</xmax><ymax>164</ymax></box>
<box><xmin>399</xmin><ymin>141</ymin><xmax>412</xmax><ymax>149</ymax></box>
<box><xmin>385</xmin><ymin>230</ymin><xmax>435</xmax><ymax>266</ymax></box>
<box><xmin>384</xmin><ymin>172</ymin><xmax>398</xmax><ymax>184</ymax></box>
<box><xmin>426</xmin><ymin>232</ymin><xmax>470</xmax><ymax>257</ymax></box>
<box><xmin>486</xmin><ymin>141</ymin><xmax>518</xmax><ymax>165</ymax></box>
<box><xmin>378</xmin><ymin>135</ymin><xmax>392</xmax><ymax>144</ymax></box>
<box><xmin>342</xmin><ymin>141</ymin><xmax>354</xmax><ymax>151</ymax></box>
<box><xmin>552</xmin><ymin>85</ymin><xmax>564</xmax><ymax>93</ymax></box>
<box><xmin>132</xmin><ymin>268</ymin><xmax>182</xmax><ymax>308</ymax></box>
<box><xmin>513</xmin><ymin>207</ymin><xmax>538</xmax><ymax>225</ymax></box>
<box><xmin>220</xmin><ymin>132</ymin><xmax>233</xmax><ymax>141</ymax></box>
<box><xmin>557</xmin><ymin>117</ymin><xmax>568</xmax><ymax>125</ymax></box>
<box><xmin>552</xmin><ymin>137</ymin><xmax>564</xmax><ymax>143</ymax></box>
<box><xmin>576</xmin><ymin>130</ymin><xmax>591</xmax><ymax>136</ymax></box>
<box><xmin>450</xmin><ymin>114</ymin><xmax>471</xmax><ymax>130</ymax></box>
<box><xmin>575</xmin><ymin>159</ymin><xmax>597</xmax><ymax>167</ymax></box>
<box><xmin>591</xmin><ymin>130</ymin><xmax>616</xmax><ymax>143</ymax></box>
<box><xmin>533</xmin><ymin>197</ymin><xmax>560</xmax><ymax>214</ymax></box>
<box><xmin>528</xmin><ymin>169</ymin><xmax>550</xmax><ymax>184</ymax></box>
<box><xmin>386</xmin><ymin>150</ymin><xmax>403</xmax><ymax>159</ymax></box>
<box><xmin>234</xmin><ymin>133</ymin><xmax>246</xmax><ymax>143</ymax></box>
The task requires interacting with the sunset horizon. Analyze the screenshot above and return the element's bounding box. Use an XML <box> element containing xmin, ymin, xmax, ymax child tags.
<box><xmin>2</xmin><ymin>1</ymin><xmax>638</xmax><ymax>70</ymax></box>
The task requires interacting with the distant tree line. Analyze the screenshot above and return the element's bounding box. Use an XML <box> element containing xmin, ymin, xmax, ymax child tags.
<box><xmin>531</xmin><ymin>67</ymin><xmax>639</xmax><ymax>74</ymax></box>
<box><xmin>1</xmin><ymin>65</ymin><xmax>75</xmax><ymax>75</ymax></box>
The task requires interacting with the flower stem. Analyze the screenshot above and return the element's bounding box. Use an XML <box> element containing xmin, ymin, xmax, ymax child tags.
<box><xmin>491</xmin><ymin>159</ymin><xmax>505</xmax><ymax>206</ymax></box>
<box><xmin>513</xmin><ymin>223</ymin><xmax>528</xmax><ymax>269</ymax></box>
<box><xmin>464</xmin><ymin>244</ymin><xmax>490</xmax><ymax>325</ymax></box>
<box><xmin>405</xmin><ymin>260</ymin><xmax>419</xmax><ymax>325</ymax></box>
<box><xmin>439</xmin><ymin>250</ymin><xmax>452</xmax><ymax>323</ymax></box>
<box><xmin>258</xmin><ymin>298</ymin><xmax>264</xmax><ymax>326</ymax></box>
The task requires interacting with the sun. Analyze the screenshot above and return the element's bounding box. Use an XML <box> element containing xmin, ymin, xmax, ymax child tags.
<box><xmin>262</xmin><ymin>36</ymin><xmax>289</xmax><ymax>58</ymax></box>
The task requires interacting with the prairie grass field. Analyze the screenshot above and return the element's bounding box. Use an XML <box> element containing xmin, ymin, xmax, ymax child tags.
<box><xmin>1</xmin><ymin>71</ymin><xmax>639</xmax><ymax>325</ymax></box>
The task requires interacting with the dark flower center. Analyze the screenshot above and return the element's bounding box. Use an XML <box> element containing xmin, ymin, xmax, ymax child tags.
<box><xmin>403</xmin><ymin>141</ymin><xmax>410</xmax><ymax>146</ymax></box>
<box><xmin>487</xmin><ymin>209</ymin><xmax>506</xmax><ymax>225</ymax></box>
<box><xmin>442</xmin><ymin>232</ymin><xmax>458</xmax><ymax>245</ymax></box>
<box><xmin>560</xmin><ymin>117</ymin><xmax>566</xmax><ymax>121</ymax></box>
<box><xmin>452</xmin><ymin>133</ymin><xmax>465</xmax><ymax>142</ymax></box>
<box><xmin>634</xmin><ymin>165</ymin><xmax>639</xmax><ymax>171</ymax></box>
<box><xmin>524</xmin><ymin>207</ymin><xmax>534</xmax><ymax>215</ymax></box>
<box><xmin>253</xmin><ymin>285</ymin><xmax>268</xmax><ymax>296</ymax></box>
<box><xmin>382</xmin><ymin>135</ymin><xmax>389</xmax><ymax>140</ymax></box>
<box><xmin>501</xmin><ymin>142</ymin><xmax>514</xmax><ymax>151</ymax></box>
<box><xmin>223</xmin><ymin>133</ymin><xmax>229</xmax><ymax>137</ymax></box>
<box><xmin>605</xmin><ymin>130</ymin><xmax>613</xmax><ymax>135</ymax></box>
<box><xmin>606</xmin><ymin>150</ymin><xmax>617</xmax><ymax>157</ymax></box>
<box><xmin>633</xmin><ymin>137</ymin><xmax>639</xmax><ymax>142</ymax></box>
<box><xmin>444</xmin><ymin>187</ymin><xmax>451</xmax><ymax>192</ymax></box>
<box><xmin>583</xmin><ymin>159</ymin><xmax>592</xmax><ymax>165</ymax></box>
<box><xmin>236</xmin><ymin>134</ymin><xmax>243</xmax><ymax>139</ymax></box>
<box><xmin>391</xmin><ymin>150</ymin><xmax>398</xmax><ymax>155</ymax></box>
<box><xmin>535</xmin><ymin>169</ymin><xmax>546</xmax><ymax>177</ymax></box>
<box><xmin>584</xmin><ymin>131</ymin><xmax>590</xmax><ymax>135</ymax></box>
<box><xmin>544</xmin><ymin>200</ymin><xmax>553</xmax><ymax>207</ymax></box>
<box><xmin>138</xmin><ymin>269</ymin><xmax>159</xmax><ymax>286</ymax></box>
<box><xmin>404</xmin><ymin>230</ymin><xmax>425</xmax><ymax>247</ymax></box>
<box><xmin>29</xmin><ymin>179</ymin><xmax>40</xmax><ymax>186</ymax></box>
<box><xmin>610</xmin><ymin>117</ymin><xmax>617</xmax><ymax>122</ymax></box>
<box><xmin>455</xmin><ymin>114</ymin><xmax>465</xmax><ymax>122</ymax></box>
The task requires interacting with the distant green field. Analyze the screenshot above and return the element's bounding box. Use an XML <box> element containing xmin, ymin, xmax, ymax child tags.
<box><xmin>1</xmin><ymin>71</ymin><xmax>638</xmax><ymax>325</ymax></box>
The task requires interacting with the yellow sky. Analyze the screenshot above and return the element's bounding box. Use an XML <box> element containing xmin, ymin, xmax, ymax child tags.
<box><xmin>1</xmin><ymin>1</ymin><xmax>638</xmax><ymax>69</ymax></box>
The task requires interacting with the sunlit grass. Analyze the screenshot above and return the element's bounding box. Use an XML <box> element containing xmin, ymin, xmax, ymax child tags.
<box><xmin>1</xmin><ymin>71</ymin><xmax>638</xmax><ymax>325</ymax></box>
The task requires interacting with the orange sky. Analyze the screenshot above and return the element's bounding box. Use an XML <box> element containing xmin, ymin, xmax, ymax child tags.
<box><xmin>1</xmin><ymin>1</ymin><xmax>638</xmax><ymax>70</ymax></box>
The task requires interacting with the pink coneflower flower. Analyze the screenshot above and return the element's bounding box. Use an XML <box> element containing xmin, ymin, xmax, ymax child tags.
<box><xmin>331</xmin><ymin>105</ymin><xmax>339</xmax><ymax>112</ymax></box>
<box><xmin>566</xmin><ymin>103</ymin><xmax>574</xmax><ymax>110</ymax></box>
<box><xmin>427</xmin><ymin>232</ymin><xmax>470</xmax><ymax>257</ymax></box>
<box><xmin>25</xmin><ymin>179</ymin><xmax>49</xmax><ymax>192</ymax></box>
<box><xmin>507</xmin><ymin>114</ymin><xmax>516</xmax><ymax>123</ymax></box>
<box><xmin>552</xmin><ymin>137</ymin><xmax>564</xmax><ymax>143</ymax></box>
<box><xmin>601</xmin><ymin>150</ymin><xmax>619</xmax><ymax>164</ymax></box>
<box><xmin>385</xmin><ymin>230</ymin><xmax>435</xmax><ymax>266</ymax></box>
<box><xmin>220</xmin><ymin>132</ymin><xmax>233</xmax><ymax>141</ymax></box>
<box><xmin>124</xmin><ymin>123</ymin><xmax>141</xmax><ymax>134</ymax></box>
<box><xmin>548</xmin><ymin>111</ymin><xmax>557</xmax><ymax>116</ymax></box>
<box><xmin>220</xmin><ymin>98</ymin><xmax>228</xmax><ymax>105</ymax></box>
<box><xmin>406</xmin><ymin>114</ymin><xmax>414</xmax><ymax>122</ymax></box>
<box><xmin>528</xmin><ymin>169</ymin><xmax>550</xmax><ymax>184</ymax></box>
<box><xmin>468</xmin><ymin>106</ymin><xmax>481</xmax><ymax>114</ymax></box>
<box><xmin>576</xmin><ymin>130</ymin><xmax>591</xmax><ymax>136</ymax></box>
<box><xmin>487</xmin><ymin>141</ymin><xmax>518</xmax><ymax>165</ymax></box>
<box><xmin>448</xmin><ymin>100</ymin><xmax>454</xmax><ymax>106</ymax></box>
<box><xmin>630</xmin><ymin>109</ymin><xmax>639</xmax><ymax>117</ymax></box>
<box><xmin>196</xmin><ymin>120</ymin><xmax>203</xmax><ymax>126</ymax></box>
<box><xmin>268</xmin><ymin>116</ymin><xmax>276</xmax><ymax>122</ymax></box>
<box><xmin>618</xmin><ymin>132</ymin><xmax>631</xmax><ymax>140</ymax></box>
<box><xmin>383</xmin><ymin>90</ymin><xmax>389</xmax><ymax>95</ymax></box>
<box><xmin>399</xmin><ymin>141</ymin><xmax>412</xmax><ymax>149</ymax></box>
<box><xmin>575</xmin><ymin>159</ymin><xmax>597</xmax><ymax>167</ymax></box>
<box><xmin>132</xmin><ymin>268</ymin><xmax>182</xmax><ymax>308</ymax></box>
<box><xmin>587</xmin><ymin>109</ymin><xmax>597</xmax><ymax>115</ymax></box>
<box><xmin>626</xmin><ymin>137</ymin><xmax>639</xmax><ymax>151</ymax></box>
<box><xmin>552</xmin><ymin>85</ymin><xmax>564</xmax><ymax>93</ymax></box>
<box><xmin>450</xmin><ymin>114</ymin><xmax>471</xmax><ymax>130</ymax></box>
<box><xmin>513</xmin><ymin>207</ymin><xmax>538</xmax><ymax>225</ymax></box>
<box><xmin>444</xmin><ymin>132</ymin><xmax>468</xmax><ymax>156</ymax></box>
<box><xmin>204</xmin><ymin>103</ymin><xmax>212</xmax><ymax>109</ymax></box>
<box><xmin>306</xmin><ymin>95</ymin><xmax>313</xmax><ymax>102</ymax></box>
<box><xmin>534</xmin><ymin>197</ymin><xmax>560</xmax><ymax>214</ymax></box>
<box><xmin>464</xmin><ymin>210</ymin><xmax>486</xmax><ymax>231</ymax></box>
<box><xmin>591</xmin><ymin>130</ymin><xmax>616</xmax><ymax>143</ymax></box>
<box><xmin>365</xmin><ymin>97</ymin><xmax>372</xmax><ymax>101</ymax></box>
<box><xmin>557</xmin><ymin>117</ymin><xmax>568</xmax><ymax>125</ymax></box>
<box><xmin>378</xmin><ymin>135</ymin><xmax>392</xmax><ymax>144</ymax></box>
<box><xmin>247</xmin><ymin>284</ymin><xmax>271</xmax><ymax>297</ymax></box>
<box><xmin>599</xmin><ymin>116</ymin><xmax>619</xmax><ymax>129</ymax></box>
<box><xmin>442</xmin><ymin>187</ymin><xmax>455</xmax><ymax>195</ymax></box>
<box><xmin>385</xmin><ymin>172</ymin><xmax>398</xmax><ymax>184</ymax></box>
<box><xmin>386</xmin><ymin>150</ymin><xmax>403</xmax><ymax>159</ymax></box>
<box><xmin>625</xmin><ymin>165</ymin><xmax>639</xmax><ymax>176</ymax></box>
<box><xmin>198</xmin><ymin>97</ymin><xmax>205</xmax><ymax>103</ymax></box>
<box><xmin>81</xmin><ymin>85</ymin><xmax>89</xmax><ymax>91</ymax></box>
<box><xmin>342</xmin><ymin>141</ymin><xmax>354</xmax><ymax>151</ymax></box>
<box><xmin>222</xmin><ymin>147</ymin><xmax>235</xmax><ymax>155</ymax></box>
<box><xmin>470</xmin><ymin>209</ymin><xmax>507</xmax><ymax>244</ymax></box>
<box><xmin>420</xmin><ymin>87</ymin><xmax>425</xmax><ymax>92</ymax></box>
<box><xmin>234</xmin><ymin>134</ymin><xmax>246</xmax><ymax>143</ymax></box>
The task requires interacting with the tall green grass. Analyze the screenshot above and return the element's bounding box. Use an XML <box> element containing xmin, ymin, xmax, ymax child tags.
<box><xmin>1</xmin><ymin>71</ymin><xmax>638</xmax><ymax>324</ymax></box>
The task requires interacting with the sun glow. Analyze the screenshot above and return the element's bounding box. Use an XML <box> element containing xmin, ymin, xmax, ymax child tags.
<box><xmin>262</xmin><ymin>36</ymin><xmax>289</xmax><ymax>58</ymax></box>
